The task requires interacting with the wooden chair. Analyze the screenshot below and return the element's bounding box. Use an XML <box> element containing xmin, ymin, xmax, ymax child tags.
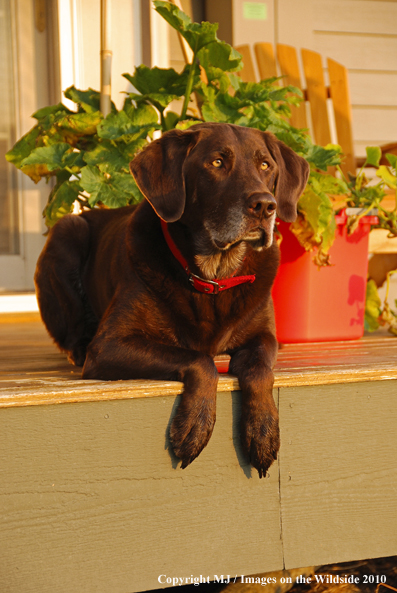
<box><xmin>236</xmin><ymin>43</ymin><xmax>397</xmax><ymax>178</ymax></box>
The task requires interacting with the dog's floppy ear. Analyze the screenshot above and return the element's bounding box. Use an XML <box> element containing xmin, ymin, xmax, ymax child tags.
<box><xmin>264</xmin><ymin>132</ymin><xmax>310</xmax><ymax>222</ymax></box>
<box><xmin>130</xmin><ymin>128</ymin><xmax>199</xmax><ymax>222</ymax></box>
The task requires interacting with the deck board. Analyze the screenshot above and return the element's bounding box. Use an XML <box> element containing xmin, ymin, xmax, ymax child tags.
<box><xmin>1</xmin><ymin>317</ymin><xmax>397</xmax><ymax>407</ymax></box>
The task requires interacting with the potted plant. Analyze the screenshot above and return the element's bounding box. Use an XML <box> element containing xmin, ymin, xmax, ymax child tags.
<box><xmin>5</xmin><ymin>1</ymin><xmax>397</xmax><ymax>341</ymax></box>
<box><xmin>273</xmin><ymin>150</ymin><xmax>397</xmax><ymax>342</ymax></box>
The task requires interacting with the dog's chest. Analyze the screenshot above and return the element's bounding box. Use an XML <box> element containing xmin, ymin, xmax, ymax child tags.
<box><xmin>170</xmin><ymin>289</ymin><xmax>254</xmax><ymax>356</ymax></box>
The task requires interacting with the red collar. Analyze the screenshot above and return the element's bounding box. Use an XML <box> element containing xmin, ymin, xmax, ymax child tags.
<box><xmin>161</xmin><ymin>220</ymin><xmax>256</xmax><ymax>295</ymax></box>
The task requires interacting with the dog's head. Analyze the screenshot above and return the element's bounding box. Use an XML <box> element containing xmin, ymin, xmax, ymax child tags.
<box><xmin>130</xmin><ymin>123</ymin><xmax>309</xmax><ymax>260</ymax></box>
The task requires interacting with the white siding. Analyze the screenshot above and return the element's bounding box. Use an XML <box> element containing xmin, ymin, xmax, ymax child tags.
<box><xmin>312</xmin><ymin>0</ymin><xmax>397</xmax><ymax>157</ymax></box>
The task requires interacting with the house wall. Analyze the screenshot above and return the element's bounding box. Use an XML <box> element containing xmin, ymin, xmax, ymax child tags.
<box><xmin>312</xmin><ymin>0</ymin><xmax>397</xmax><ymax>158</ymax></box>
<box><xmin>205</xmin><ymin>0</ymin><xmax>397</xmax><ymax>158</ymax></box>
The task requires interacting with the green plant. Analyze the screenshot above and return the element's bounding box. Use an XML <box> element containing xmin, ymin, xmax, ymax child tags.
<box><xmin>6</xmin><ymin>0</ymin><xmax>397</xmax><ymax>274</ymax></box>
<box><xmin>359</xmin><ymin>150</ymin><xmax>397</xmax><ymax>335</ymax></box>
<box><xmin>6</xmin><ymin>0</ymin><xmax>340</xmax><ymax>232</ymax></box>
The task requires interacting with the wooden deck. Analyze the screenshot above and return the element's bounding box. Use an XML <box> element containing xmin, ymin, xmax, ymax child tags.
<box><xmin>1</xmin><ymin>315</ymin><xmax>397</xmax><ymax>593</ymax></box>
<box><xmin>2</xmin><ymin>315</ymin><xmax>397</xmax><ymax>406</ymax></box>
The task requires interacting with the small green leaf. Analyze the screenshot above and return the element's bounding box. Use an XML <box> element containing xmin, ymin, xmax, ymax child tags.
<box><xmin>386</xmin><ymin>153</ymin><xmax>397</xmax><ymax>170</ymax></box>
<box><xmin>365</xmin><ymin>146</ymin><xmax>382</xmax><ymax>168</ymax></box>
<box><xmin>163</xmin><ymin>111</ymin><xmax>180</xmax><ymax>130</ymax></box>
<box><xmin>376</xmin><ymin>165</ymin><xmax>397</xmax><ymax>189</ymax></box>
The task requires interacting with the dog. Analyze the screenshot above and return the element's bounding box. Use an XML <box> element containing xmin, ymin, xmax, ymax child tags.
<box><xmin>35</xmin><ymin>123</ymin><xmax>309</xmax><ymax>477</ymax></box>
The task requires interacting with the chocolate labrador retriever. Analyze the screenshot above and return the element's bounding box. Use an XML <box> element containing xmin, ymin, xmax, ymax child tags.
<box><xmin>35</xmin><ymin>123</ymin><xmax>309</xmax><ymax>477</ymax></box>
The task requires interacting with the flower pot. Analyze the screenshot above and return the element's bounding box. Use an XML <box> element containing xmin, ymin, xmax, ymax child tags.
<box><xmin>272</xmin><ymin>211</ymin><xmax>378</xmax><ymax>343</ymax></box>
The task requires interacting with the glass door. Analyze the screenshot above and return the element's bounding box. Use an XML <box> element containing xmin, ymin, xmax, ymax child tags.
<box><xmin>0</xmin><ymin>0</ymin><xmax>59</xmax><ymax>292</ymax></box>
<box><xmin>0</xmin><ymin>0</ymin><xmax>20</xmax><ymax>258</ymax></box>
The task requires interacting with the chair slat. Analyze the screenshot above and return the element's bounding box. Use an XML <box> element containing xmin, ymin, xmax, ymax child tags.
<box><xmin>276</xmin><ymin>44</ymin><xmax>307</xmax><ymax>129</ymax></box>
<box><xmin>254</xmin><ymin>42</ymin><xmax>278</xmax><ymax>80</ymax></box>
<box><xmin>327</xmin><ymin>57</ymin><xmax>356</xmax><ymax>176</ymax></box>
<box><xmin>235</xmin><ymin>44</ymin><xmax>257</xmax><ymax>82</ymax></box>
<box><xmin>301</xmin><ymin>48</ymin><xmax>332</xmax><ymax>148</ymax></box>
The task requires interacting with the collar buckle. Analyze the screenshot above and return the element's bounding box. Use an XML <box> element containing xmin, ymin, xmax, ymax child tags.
<box><xmin>189</xmin><ymin>273</ymin><xmax>220</xmax><ymax>294</ymax></box>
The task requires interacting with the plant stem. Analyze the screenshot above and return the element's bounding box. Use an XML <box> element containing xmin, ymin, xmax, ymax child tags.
<box><xmin>180</xmin><ymin>55</ymin><xmax>197</xmax><ymax>120</ymax></box>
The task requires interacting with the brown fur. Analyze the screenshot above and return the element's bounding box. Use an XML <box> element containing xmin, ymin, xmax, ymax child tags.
<box><xmin>34</xmin><ymin>123</ymin><xmax>309</xmax><ymax>476</ymax></box>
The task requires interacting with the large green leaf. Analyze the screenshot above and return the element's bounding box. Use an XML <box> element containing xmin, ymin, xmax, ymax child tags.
<box><xmin>19</xmin><ymin>143</ymin><xmax>85</xmax><ymax>182</ymax></box>
<box><xmin>304</xmin><ymin>143</ymin><xmax>342</xmax><ymax>171</ymax></box>
<box><xmin>308</xmin><ymin>170</ymin><xmax>349</xmax><ymax>196</ymax></box>
<box><xmin>271</xmin><ymin>129</ymin><xmax>309</xmax><ymax>154</ymax></box>
<box><xmin>124</xmin><ymin>65</ymin><xmax>189</xmax><ymax>97</ymax></box>
<box><xmin>5</xmin><ymin>126</ymin><xmax>41</xmax><ymax>169</ymax></box>
<box><xmin>84</xmin><ymin>142</ymin><xmax>127</xmax><ymax>171</ymax></box>
<box><xmin>80</xmin><ymin>165</ymin><xmax>143</xmax><ymax>208</ymax></box>
<box><xmin>201</xmin><ymin>85</ymin><xmax>241</xmax><ymax>122</ymax></box>
<box><xmin>124</xmin><ymin>65</ymin><xmax>200</xmax><ymax>113</ymax></box>
<box><xmin>32</xmin><ymin>103</ymin><xmax>72</xmax><ymax>120</ymax></box>
<box><xmin>200</xmin><ymin>79</ymin><xmax>305</xmax><ymax>135</ymax></box>
<box><xmin>198</xmin><ymin>41</ymin><xmax>242</xmax><ymax>75</ymax></box>
<box><xmin>290</xmin><ymin>186</ymin><xmax>336</xmax><ymax>264</ymax></box>
<box><xmin>84</xmin><ymin>140</ymin><xmax>131</xmax><ymax>172</ymax></box>
<box><xmin>19</xmin><ymin>143</ymin><xmax>71</xmax><ymax>182</ymax></box>
<box><xmin>154</xmin><ymin>1</ymin><xmax>219</xmax><ymax>53</ymax></box>
<box><xmin>63</xmin><ymin>86</ymin><xmax>117</xmax><ymax>114</ymax></box>
<box><xmin>44</xmin><ymin>179</ymin><xmax>82</xmax><ymax>227</ymax></box>
<box><xmin>56</xmin><ymin>111</ymin><xmax>103</xmax><ymax>135</ymax></box>
<box><xmin>97</xmin><ymin>104</ymin><xmax>159</xmax><ymax>140</ymax></box>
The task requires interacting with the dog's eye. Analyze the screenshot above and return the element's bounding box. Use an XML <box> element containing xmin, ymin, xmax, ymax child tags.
<box><xmin>261</xmin><ymin>161</ymin><xmax>269</xmax><ymax>170</ymax></box>
<box><xmin>212</xmin><ymin>159</ymin><xmax>223</xmax><ymax>168</ymax></box>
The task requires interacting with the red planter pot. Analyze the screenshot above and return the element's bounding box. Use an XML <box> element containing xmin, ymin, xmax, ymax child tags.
<box><xmin>272</xmin><ymin>211</ymin><xmax>378</xmax><ymax>344</ymax></box>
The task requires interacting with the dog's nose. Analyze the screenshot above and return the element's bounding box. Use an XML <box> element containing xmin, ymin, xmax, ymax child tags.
<box><xmin>247</xmin><ymin>193</ymin><xmax>277</xmax><ymax>219</ymax></box>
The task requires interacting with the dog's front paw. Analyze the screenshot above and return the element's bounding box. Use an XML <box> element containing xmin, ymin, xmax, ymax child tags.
<box><xmin>241</xmin><ymin>404</ymin><xmax>280</xmax><ymax>478</ymax></box>
<box><xmin>170</xmin><ymin>395</ymin><xmax>216</xmax><ymax>469</ymax></box>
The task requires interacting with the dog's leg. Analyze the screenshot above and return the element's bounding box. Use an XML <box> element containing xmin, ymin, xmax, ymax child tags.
<box><xmin>82</xmin><ymin>335</ymin><xmax>218</xmax><ymax>467</ymax></box>
<box><xmin>229</xmin><ymin>333</ymin><xmax>279</xmax><ymax>478</ymax></box>
<box><xmin>34</xmin><ymin>215</ymin><xmax>97</xmax><ymax>366</ymax></box>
